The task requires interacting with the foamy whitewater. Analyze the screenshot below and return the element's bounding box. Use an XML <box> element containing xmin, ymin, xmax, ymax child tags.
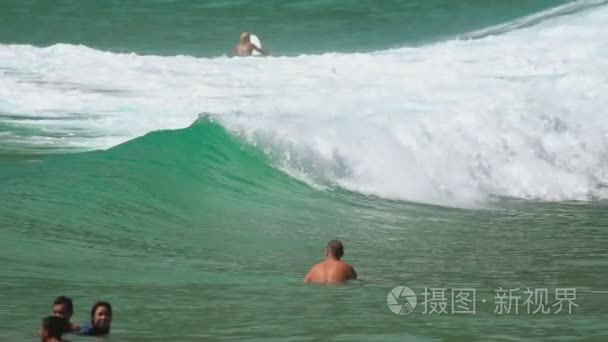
<box><xmin>1</xmin><ymin>1</ymin><xmax>607</xmax><ymax>207</ymax></box>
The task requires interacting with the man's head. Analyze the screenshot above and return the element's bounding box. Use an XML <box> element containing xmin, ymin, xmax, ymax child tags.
<box><xmin>51</xmin><ymin>296</ymin><xmax>73</xmax><ymax>320</ymax></box>
<box><xmin>40</xmin><ymin>316</ymin><xmax>64</xmax><ymax>341</ymax></box>
<box><xmin>325</xmin><ymin>240</ymin><xmax>344</xmax><ymax>259</ymax></box>
<box><xmin>240</xmin><ymin>32</ymin><xmax>251</xmax><ymax>43</ymax></box>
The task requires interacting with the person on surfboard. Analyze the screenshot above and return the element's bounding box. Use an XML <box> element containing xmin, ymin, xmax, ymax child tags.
<box><xmin>235</xmin><ymin>32</ymin><xmax>267</xmax><ymax>56</ymax></box>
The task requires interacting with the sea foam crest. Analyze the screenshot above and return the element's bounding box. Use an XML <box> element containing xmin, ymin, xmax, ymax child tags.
<box><xmin>1</xmin><ymin>3</ymin><xmax>607</xmax><ymax>205</ymax></box>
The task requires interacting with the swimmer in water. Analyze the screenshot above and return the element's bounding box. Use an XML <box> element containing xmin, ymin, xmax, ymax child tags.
<box><xmin>40</xmin><ymin>316</ymin><xmax>67</xmax><ymax>342</ymax></box>
<box><xmin>78</xmin><ymin>301</ymin><xmax>112</xmax><ymax>336</ymax></box>
<box><xmin>50</xmin><ymin>296</ymin><xmax>79</xmax><ymax>333</ymax></box>
<box><xmin>235</xmin><ymin>32</ymin><xmax>267</xmax><ymax>56</ymax></box>
<box><xmin>304</xmin><ymin>240</ymin><xmax>357</xmax><ymax>284</ymax></box>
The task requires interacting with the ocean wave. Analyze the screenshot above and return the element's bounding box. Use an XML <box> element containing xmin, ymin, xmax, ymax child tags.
<box><xmin>461</xmin><ymin>0</ymin><xmax>608</xmax><ymax>39</ymax></box>
<box><xmin>1</xmin><ymin>3</ymin><xmax>607</xmax><ymax>206</ymax></box>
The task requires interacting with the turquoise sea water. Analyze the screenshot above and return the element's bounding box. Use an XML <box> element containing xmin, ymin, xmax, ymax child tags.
<box><xmin>0</xmin><ymin>0</ymin><xmax>576</xmax><ymax>56</ymax></box>
<box><xmin>1</xmin><ymin>1</ymin><xmax>608</xmax><ymax>341</ymax></box>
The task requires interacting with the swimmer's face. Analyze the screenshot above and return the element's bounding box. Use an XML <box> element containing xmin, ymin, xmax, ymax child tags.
<box><xmin>52</xmin><ymin>303</ymin><xmax>70</xmax><ymax>319</ymax></box>
<box><xmin>93</xmin><ymin>305</ymin><xmax>112</xmax><ymax>329</ymax></box>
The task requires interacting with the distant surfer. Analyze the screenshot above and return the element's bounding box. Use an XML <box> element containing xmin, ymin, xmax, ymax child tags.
<box><xmin>235</xmin><ymin>32</ymin><xmax>266</xmax><ymax>56</ymax></box>
<box><xmin>304</xmin><ymin>240</ymin><xmax>357</xmax><ymax>284</ymax></box>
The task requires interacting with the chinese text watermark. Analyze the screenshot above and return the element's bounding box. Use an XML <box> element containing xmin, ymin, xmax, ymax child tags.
<box><xmin>387</xmin><ymin>286</ymin><xmax>579</xmax><ymax>315</ymax></box>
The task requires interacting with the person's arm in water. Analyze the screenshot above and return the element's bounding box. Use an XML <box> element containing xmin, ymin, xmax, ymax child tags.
<box><xmin>69</xmin><ymin>322</ymin><xmax>81</xmax><ymax>332</ymax></box>
<box><xmin>349</xmin><ymin>266</ymin><xmax>357</xmax><ymax>280</ymax></box>
<box><xmin>303</xmin><ymin>264</ymin><xmax>317</xmax><ymax>282</ymax></box>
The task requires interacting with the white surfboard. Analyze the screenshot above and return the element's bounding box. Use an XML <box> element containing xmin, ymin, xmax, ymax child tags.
<box><xmin>250</xmin><ymin>34</ymin><xmax>262</xmax><ymax>56</ymax></box>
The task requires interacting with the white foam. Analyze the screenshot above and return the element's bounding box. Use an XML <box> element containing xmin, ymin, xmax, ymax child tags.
<box><xmin>1</xmin><ymin>3</ymin><xmax>607</xmax><ymax>206</ymax></box>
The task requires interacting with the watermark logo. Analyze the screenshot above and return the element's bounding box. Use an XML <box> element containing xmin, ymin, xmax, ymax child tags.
<box><xmin>386</xmin><ymin>286</ymin><xmax>578</xmax><ymax>316</ymax></box>
<box><xmin>387</xmin><ymin>286</ymin><xmax>417</xmax><ymax>315</ymax></box>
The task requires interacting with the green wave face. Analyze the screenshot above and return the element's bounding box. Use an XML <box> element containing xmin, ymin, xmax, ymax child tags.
<box><xmin>1</xmin><ymin>118</ymin><xmax>364</xmax><ymax>282</ymax></box>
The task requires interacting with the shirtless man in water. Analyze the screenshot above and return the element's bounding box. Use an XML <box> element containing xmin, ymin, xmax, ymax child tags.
<box><xmin>235</xmin><ymin>32</ymin><xmax>266</xmax><ymax>56</ymax></box>
<box><xmin>304</xmin><ymin>240</ymin><xmax>357</xmax><ymax>284</ymax></box>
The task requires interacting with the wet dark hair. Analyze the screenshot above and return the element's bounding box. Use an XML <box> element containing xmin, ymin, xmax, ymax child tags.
<box><xmin>42</xmin><ymin>316</ymin><xmax>65</xmax><ymax>338</ymax></box>
<box><xmin>90</xmin><ymin>301</ymin><xmax>112</xmax><ymax>324</ymax></box>
<box><xmin>327</xmin><ymin>240</ymin><xmax>344</xmax><ymax>258</ymax></box>
<box><xmin>52</xmin><ymin>295</ymin><xmax>73</xmax><ymax>316</ymax></box>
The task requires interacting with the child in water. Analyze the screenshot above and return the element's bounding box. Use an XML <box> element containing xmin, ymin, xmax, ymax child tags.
<box><xmin>78</xmin><ymin>301</ymin><xmax>112</xmax><ymax>336</ymax></box>
<box><xmin>50</xmin><ymin>296</ymin><xmax>79</xmax><ymax>333</ymax></box>
<box><xmin>40</xmin><ymin>316</ymin><xmax>66</xmax><ymax>342</ymax></box>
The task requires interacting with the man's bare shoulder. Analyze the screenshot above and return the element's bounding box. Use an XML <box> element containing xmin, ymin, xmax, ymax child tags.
<box><xmin>338</xmin><ymin>261</ymin><xmax>357</xmax><ymax>279</ymax></box>
<box><xmin>310</xmin><ymin>261</ymin><xmax>326</xmax><ymax>271</ymax></box>
<box><xmin>304</xmin><ymin>261</ymin><xmax>325</xmax><ymax>282</ymax></box>
<box><xmin>331</xmin><ymin>260</ymin><xmax>353</xmax><ymax>269</ymax></box>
